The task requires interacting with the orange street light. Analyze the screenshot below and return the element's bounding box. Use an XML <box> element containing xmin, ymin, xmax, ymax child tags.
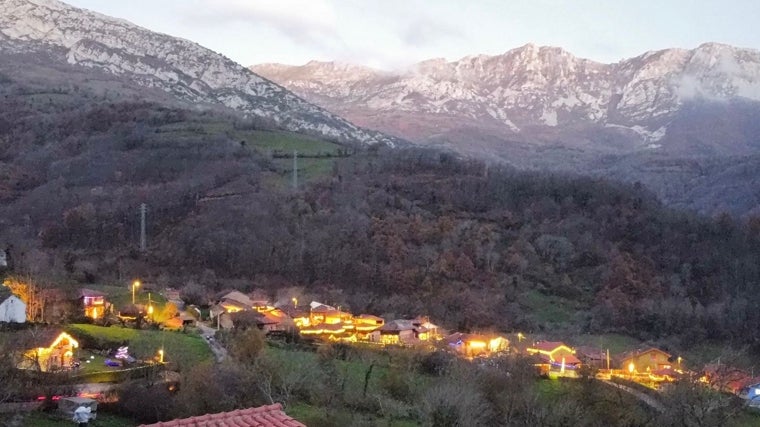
<box><xmin>158</xmin><ymin>348</ymin><xmax>164</xmax><ymax>363</ymax></box>
<box><xmin>132</xmin><ymin>280</ymin><xmax>141</xmax><ymax>304</ymax></box>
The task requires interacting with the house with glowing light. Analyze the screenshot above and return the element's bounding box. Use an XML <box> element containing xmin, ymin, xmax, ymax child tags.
<box><xmin>372</xmin><ymin>320</ymin><xmax>416</xmax><ymax>345</ymax></box>
<box><xmin>295</xmin><ymin>302</ymin><xmax>357</xmax><ymax>340</ymax></box>
<box><xmin>308</xmin><ymin>303</ymin><xmax>352</xmax><ymax>325</ymax></box>
<box><xmin>219</xmin><ymin>291</ymin><xmax>254</xmax><ymax>313</ymax></box>
<box><xmin>353</xmin><ymin>314</ymin><xmax>384</xmax><ymax>340</ymax></box>
<box><xmin>575</xmin><ymin>346</ymin><xmax>608</xmax><ymax>369</ymax></box>
<box><xmin>19</xmin><ymin>330</ymin><xmax>79</xmax><ymax>372</ymax></box>
<box><xmin>527</xmin><ymin>341</ymin><xmax>581</xmax><ymax>375</ymax></box>
<box><xmin>445</xmin><ymin>332</ymin><xmax>509</xmax><ymax>357</ymax></box>
<box><xmin>702</xmin><ymin>363</ymin><xmax>759</xmax><ymax>396</ymax></box>
<box><xmin>618</xmin><ymin>347</ymin><xmax>672</xmax><ymax>373</ymax></box>
<box><xmin>412</xmin><ymin>316</ymin><xmax>442</xmax><ymax>340</ymax></box>
<box><xmin>79</xmin><ymin>288</ymin><xmax>108</xmax><ymax>320</ymax></box>
<box><xmin>252</xmin><ymin>308</ymin><xmax>294</xmax><ymax>333</ymax></box>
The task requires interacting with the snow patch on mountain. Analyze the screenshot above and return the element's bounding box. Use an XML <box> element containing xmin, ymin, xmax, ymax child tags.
<box><xmin>253</xmin><ymin>42</ymin><xmax>760</xmax><ymax>148</ymax></box>
<box><xmin>0</xmin><ymin>0</ymin><xmax>397</xmax><ymax>147</ymax></box>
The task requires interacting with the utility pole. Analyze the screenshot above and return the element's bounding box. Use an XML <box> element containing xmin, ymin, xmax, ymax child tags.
<box><xmin>606</xmin><ymin>349</ymin><xmax>610</xmax><ymax>371</ymax></box>
<box><xmin>139</xmin><ymin>203</ymin><xmax>147</xmax><ymax>252</ymax></box>
<box><xmin>292</xmin><ymin>150</ymin><xmax>298</xmax><ymax>190</ymax></box>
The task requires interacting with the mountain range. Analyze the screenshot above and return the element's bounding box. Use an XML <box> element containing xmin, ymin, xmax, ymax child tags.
<box><xmin>0</xmin><ymin>0</ymin><xmax>758</xmax><ymax>216</ymax></box>
<box><xmin>252</xmin><ymin>43</ymin><xmax>760</xmax><ymax>156</ymax></box>
<box><xmin>0</xmin><ymin>0</ymin><xmax>399</xmax><ymax>147</ymax></box>
<box><xmin>253</xmin><ymin>44</ymin><xmax>760</xmax><ymax>216</ymax></box>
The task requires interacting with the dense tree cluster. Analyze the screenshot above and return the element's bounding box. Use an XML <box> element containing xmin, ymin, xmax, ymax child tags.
<box><xmin>2</xmin><ymin>77</ymin><xmax>760</xmax><ymax>355</ymax></box>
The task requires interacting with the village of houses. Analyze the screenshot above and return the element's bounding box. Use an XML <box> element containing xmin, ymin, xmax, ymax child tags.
<box><xmin>0</xmin><ymin>276</ymin><xmax>759</xmax><ymax>422</ymax></box>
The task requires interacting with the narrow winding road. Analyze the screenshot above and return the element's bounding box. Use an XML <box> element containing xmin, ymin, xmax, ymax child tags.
<box><xmin>602</xmin><ymin>380</ymin><xmax>664</xmax><ymax>413</ymax></box>
<box><xmin>197</xmin><ymin>322</ymin><xmax>228</xmax><ymax>362</ymax></box>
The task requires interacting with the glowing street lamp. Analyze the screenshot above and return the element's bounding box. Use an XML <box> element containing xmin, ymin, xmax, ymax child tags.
<box><xmin>131</xmin><ymin>280</ymin><xmax>140</xmax><ymax>304</ymax></box>
<box><xmin>147</xmin><ymin>292</ymin><xmax>154</xmax><ymax>318</ymax></box>
<box><xmin>292</xmin><ymin>297</ymin><xmax>298</xmax><ymax>308</ymax></box>
<box><xmin>517</xmin><ymin>332</ymin><xmax>525</xmax><ymax>342</ymax></box>
<box><xmin>158</xmin><ymin>348</ymin><xmax>164</xmax><ymax>363</ymax></box>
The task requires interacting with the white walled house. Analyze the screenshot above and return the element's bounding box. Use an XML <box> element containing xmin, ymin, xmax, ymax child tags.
<box><xmin>0</xmin><ymin>295</ymin><xmax>26</xmax><ymax>323</ymax></box>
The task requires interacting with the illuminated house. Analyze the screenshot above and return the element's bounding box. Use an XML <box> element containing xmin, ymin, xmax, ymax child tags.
<box><xmin>290</xmin><ymin>310</ymin><xmax>312</xmax><ymax>328</ymax></box>
<box><xmin>309</xmin><ymin>303</ymin><xmax>351</xmax><ymax>325</ymax></box>
<box><xmin>445</xmin><ymin>333</ymin><xmax>509</xmax><ymax>357</ymax></box>
<box><xmin>219</xmin><ymin>291</ymin><xmax>253</xmax><ymax>313</ymax></box>
<box><xmin>354</xmin><ymin>314</ymin><xmax>384</xmax><ymax>340</ymax></box>
<box><xmin>375</xmin><ymin>320</ymin><xmax>417</xmax><ymax>345</ymax></box>
<box><xmin>575</xmin><ymin>346</ymin><xmax>608</xmax><ymax>369</ymax></box>
<box><xmin>527</xmin><ymin>341</ymin><xmax>581</xmax><ymax>374</ymax></box>
<box><xmin>412</xmin><ymin>317</ymin><xmax>441</xmax><ymax>340</ymax></box>
<box><xmin>251</xmin><ymin>308</ymin><xmax>294</xmax><ymax>333</ymax></box>
<box><xmin>618</xmin><ymin>347</ymin><xmax>671</xmax><ymax>373</ymax></box>
<box><xmin>20</xmin><ymin>330</ymin><xmax>79</xmax><ymax>372</ymax></box>
<box><xmin>79</xmin><ymin>288</ymin><xmax>108</xmax><ymax>320</ymax></box>
<box><xmin>703</xmin><ymin>364</ymin><xmax>759</xmax><ymax>395</ymax></box>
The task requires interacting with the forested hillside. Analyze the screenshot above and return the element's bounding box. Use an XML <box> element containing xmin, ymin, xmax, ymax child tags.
<box><xmin>2</xmin><ymin>70</ymin><xmax>760</xmax><ymax>355</ymax></box>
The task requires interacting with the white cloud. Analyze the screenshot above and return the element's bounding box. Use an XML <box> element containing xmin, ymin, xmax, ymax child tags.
<box><xmin>186</xmin><ymin>0</ymin><xmax>339</xmax><ymax>46</ymax></box>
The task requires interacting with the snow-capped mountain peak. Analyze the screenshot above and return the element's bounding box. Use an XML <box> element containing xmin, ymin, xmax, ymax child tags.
<box><xmin>252</xmin><ymin>43</ymin><xmax>760</xmax><ymax>150</ymax></box>
<box><xmin>0</xmin><ymin>0</ymin><xmax>398</xmax><ymax>146</ymax></box>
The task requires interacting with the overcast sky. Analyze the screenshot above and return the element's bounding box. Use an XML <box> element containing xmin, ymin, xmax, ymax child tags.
<box><xmin>66</xmin><ymin>0</ymin><xmax>760</xmax><ymax>70</ymax></box>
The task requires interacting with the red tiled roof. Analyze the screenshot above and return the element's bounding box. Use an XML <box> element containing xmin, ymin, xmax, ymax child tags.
<box><xmin>138</xmin><ymin>404</ymin><xmax>305</xmax><ymax>427</ymax></box>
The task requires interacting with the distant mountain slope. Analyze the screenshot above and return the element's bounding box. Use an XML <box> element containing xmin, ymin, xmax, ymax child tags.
<box><xmin>253</xmin><ymin>44</ymin><xmax>760</xmax><ymax>216</ymax></box>
<box><xmin>252</xmin><ymin>43</ymin><xmax>760</xmax><ymax>155</ymax></box>
<box><xmin>0</xmin><ymin>0</ymin><xmax>400</xmax><ymax>147</ymax></box>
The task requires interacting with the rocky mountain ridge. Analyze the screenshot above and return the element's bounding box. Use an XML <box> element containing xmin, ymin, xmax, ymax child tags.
<box><xmin>0</xmin><ymin>0</ymin><xmax>399</xmax><ymax>146</ymax></box>
<box><xmin>252</xmin><ymin>43</ymin><xmax>760</xmax><ymax>153</ymax></box>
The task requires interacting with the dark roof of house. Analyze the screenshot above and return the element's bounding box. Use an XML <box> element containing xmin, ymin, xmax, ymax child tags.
<box><xmin>444</xmin><ymin>332</ymin><xmax>466</xmax><ymax>345</ymax></box>
<box><xmin>79</xmin><ymin>288</ymin><xmax>106</xmax><ymax>298</ymax></box>
<box><xmin>138</xmin><ymin>403</ymin><xmax>305</xmax><ymax>427</ymax></box>
<box><xmin>220</xmin><ymin>291</ymin><xmax>253</xmax><ymax>308</ymax></box>
<box><xmin>575</xmin><ymin>346</ymin><xmax>607</xmax><ymax>360</ymax></box>
<box><xmin>380</xmin><ymin>319</ymin><xmax>415</xmax><ymax>332</ymax></box>
<box><xmin>619</xmin><ymin>347</ymin><xmax>671</xmax><ymax>361</ymax></box>
<box><xmin>310</xmin><ymin>304</ymin><xmax>338</xmax><ymax>314</ymax></box>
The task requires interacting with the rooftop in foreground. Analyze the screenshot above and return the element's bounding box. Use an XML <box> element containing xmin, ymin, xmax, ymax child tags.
<box><xmin>138</xmin><ymin>403</ymin><xmax>305</xmax><ymax>427</ymax></box>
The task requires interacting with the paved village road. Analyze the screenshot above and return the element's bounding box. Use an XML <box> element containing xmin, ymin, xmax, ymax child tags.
<box><xmin>602</xmin><ymin>380</ymin><xmax>664</xmax><ymax>413</ymax></box>
<box><xmin>197</xmin><ymin>322</ymin><xmax>228</xmax><ymax>362</ymax></box>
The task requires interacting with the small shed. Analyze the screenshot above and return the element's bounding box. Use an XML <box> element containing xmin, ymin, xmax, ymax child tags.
<box><xmin>58</xmin><ymin>396</ymin><xmax>97</xmax><ymax>419</ymax></box>
<box><xmin>0</xmin><ymin>292</ymin><xmax>26</xmax><ymax>323</ymax></box>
